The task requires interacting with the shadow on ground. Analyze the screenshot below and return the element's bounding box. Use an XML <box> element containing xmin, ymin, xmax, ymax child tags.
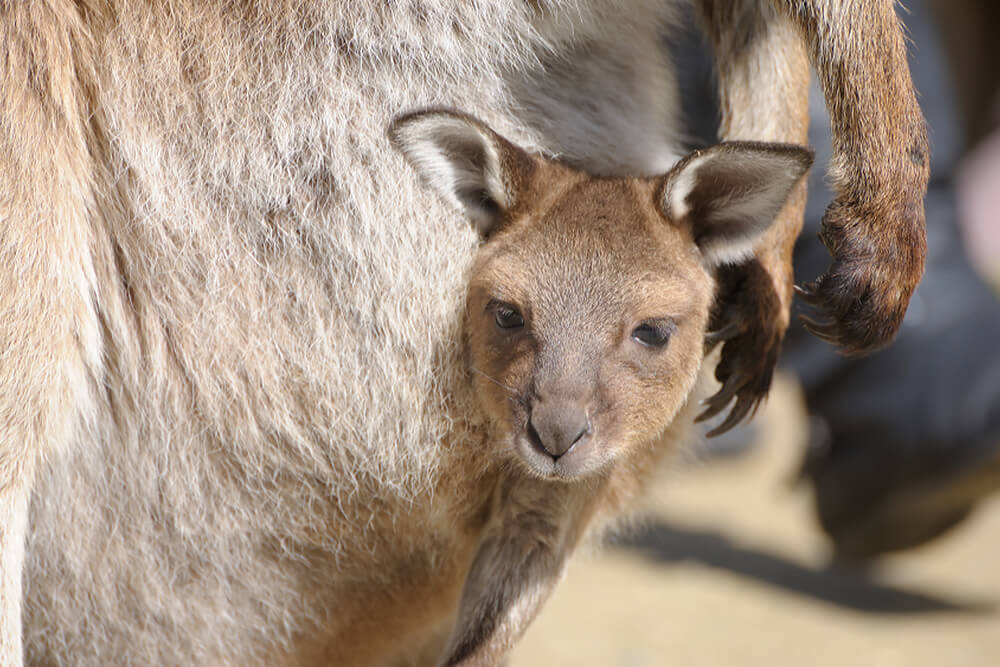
<box><xmin>612</xmin><ymin>521</ymin><xmax>995</xmax><ymax>615</ymax></box>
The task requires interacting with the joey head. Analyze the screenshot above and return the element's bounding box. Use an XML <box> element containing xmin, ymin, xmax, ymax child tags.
<box><xmin>391</xmin><ymin>109</ymin><xmax>813</xmax><ymax>481</ymax></box>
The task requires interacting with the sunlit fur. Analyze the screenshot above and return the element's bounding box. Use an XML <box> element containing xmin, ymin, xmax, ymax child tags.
<box><xmin>390</xmin><ymin>110</ymin><xmax>810</xmax><ymax>665</ymax></box>
<box><xmin>464</xmin><ymin>171</ymin><xmax>716</xmax><ymax>482</ymax></box>
<box><xmin>1</xmin><ymin>1</ymin><xmax>922</xmax><ymax>665</ymax></box>
<box><xmin>4</xmin><ymin>3</ymin><xmax>685</xmax><ymax>665</ymax></box>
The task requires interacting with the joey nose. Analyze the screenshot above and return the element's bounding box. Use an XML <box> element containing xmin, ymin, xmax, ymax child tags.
<box><xmin>528</xmin><ymin>400</ymin><xmax>592</xmax><ymax>459</ymax></box>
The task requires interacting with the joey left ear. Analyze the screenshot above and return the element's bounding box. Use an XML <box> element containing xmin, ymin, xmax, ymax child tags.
<box><xmin>389</xmin><ymin>109</ymin><xmax>535</xmax><ymax>238</ymax></box>
<box><xmin>659</xmin><ymin>142</ymin><xmax>814</xmax><ymax>266</ymax></box>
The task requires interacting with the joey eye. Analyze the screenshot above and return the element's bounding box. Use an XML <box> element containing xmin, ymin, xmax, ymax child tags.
<box><xmin>493</xmin><ymin>303</ymin><xmax>525</xmax><ymax>330</ymax></box>
<box><xmin>632</xmin><ymin>321</ymin><xmax>673</xmax><ymax>348</ymax></box>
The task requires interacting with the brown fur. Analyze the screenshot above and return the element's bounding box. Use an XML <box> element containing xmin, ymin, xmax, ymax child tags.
<box><xmin>389</xmin><ymin>109</ymin><xmax>812</xmax><ymax>664</ymax></box>
<box><xmin>695</xmin><ymin>0</ymin><xmax>929</xmax><ymax>427</ymax></box>
<box><xmin>1</xmin><ymin>1</ymin><xmax>921</xmax><ymax>664</ymax></box>
<box><xmin>780</xmin><ymin>0</ymin><xmax>929</xmax><ymax>357</ymax></box>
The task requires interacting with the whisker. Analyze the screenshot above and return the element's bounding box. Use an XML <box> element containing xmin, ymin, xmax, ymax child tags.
<box><xmin>470</xmin><ymin>366</ymin><xmax>518</xmax><ymax>396</ymax></box>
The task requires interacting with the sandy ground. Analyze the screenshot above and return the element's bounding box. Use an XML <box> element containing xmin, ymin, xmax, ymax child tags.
<box><xmin>510</xmin><ymin>375</ymin><xmax>1000</xmax><ymax>667</ymax></box>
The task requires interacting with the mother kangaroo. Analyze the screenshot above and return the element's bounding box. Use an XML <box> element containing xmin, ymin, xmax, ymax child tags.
<box><xmin>0</xmin><ymin>1</ymin><xmax>927</xmax><ymax>665</ymax></box>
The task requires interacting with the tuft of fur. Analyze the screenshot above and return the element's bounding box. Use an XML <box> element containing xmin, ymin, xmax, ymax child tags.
<box><xmin>0</xmin><ymin>1</ymin><xmax>925</xmax><ymax>665</ymax></box>
<box><xmin>8</xmin><ymin>3</ymin><xmax>686</xmax><ymax>665</ymax></box>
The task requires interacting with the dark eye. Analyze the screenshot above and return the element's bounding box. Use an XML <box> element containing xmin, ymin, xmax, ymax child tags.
<box><xmin>494</xmin><ymin>303</ymin><xmax>525</xmax><ymax>329</ymax></box>
<box><xmin>632</xmin><ymin>321</ymin><xmax>672</xmax><ymax>348</ymax></box>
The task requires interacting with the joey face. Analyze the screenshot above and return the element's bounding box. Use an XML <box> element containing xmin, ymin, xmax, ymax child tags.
<box><xmin>390</xmin><ymin>109</ymin><xmax>812</xmax><ymax>481</ymax></box>
<box><xmin>464</xmin><ymin>178</ymin><xmax>715</xmax><ymax>479</ymax></box>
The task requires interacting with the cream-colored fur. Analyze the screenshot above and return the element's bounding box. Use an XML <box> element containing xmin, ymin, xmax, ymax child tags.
<box><xmin>7</xmin><ymin>0</ymin><xmax>935</xmax><ymax>661</ymax></box>
<box><xmin>388</xmin><ymin>109</ymin><xmax>810</xmax><ymax>665</ymax></box>
<box><xmin>5</xmin><ymin>3</ymin><xmax>690</xmax><ymax>665</ymax></box>
<box><xmin>2</xmin><ymin>0</ymin><xmax>933</xmax><ymax>661</ymax></box>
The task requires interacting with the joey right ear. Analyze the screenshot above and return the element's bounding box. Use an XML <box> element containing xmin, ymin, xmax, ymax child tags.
<box><xmin>389</xmin><ymin>109</ymin><xmax>536</xmax><ymax>238</ymax></box>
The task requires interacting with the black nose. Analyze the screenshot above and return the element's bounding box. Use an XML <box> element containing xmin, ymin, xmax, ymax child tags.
<box><xmin>528</xmin><ymin>400</ymin><xmax>592</xmax><ymax>459</ymax></box>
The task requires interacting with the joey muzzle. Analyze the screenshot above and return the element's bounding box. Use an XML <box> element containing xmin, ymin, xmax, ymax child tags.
<box><xmin>527</xmin><ymin>398</ymin><xmax>592</xmax><ymax>459</ymax></box>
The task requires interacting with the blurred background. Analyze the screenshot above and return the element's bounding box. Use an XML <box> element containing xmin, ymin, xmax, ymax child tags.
<box><xmin>513</xmin><ymin>378</ymin><xmax>1000</xmax><ymax>666</ymax></box>
<box><xmin>513</xmin><ymin>0</ymin><xmax>1000</xmax><ymax>664</ymax></box>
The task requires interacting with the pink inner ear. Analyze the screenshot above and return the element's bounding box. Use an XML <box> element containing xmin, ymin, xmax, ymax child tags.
<box><xmin>663</xmin><ymin>143</ymin><xmax>812</xmax><ymax>266</ymax></box>
<box><xmin>391</xmin><ymin>110</ymin><xmax>538</xmax><ymax>239</ymax></box>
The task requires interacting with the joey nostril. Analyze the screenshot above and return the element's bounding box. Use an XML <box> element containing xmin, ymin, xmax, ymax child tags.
<box><xmin>526</xmin><ymin>419</ymin><xmax>544</xmax><ymax>452</ymax></box>
<box><xmin>570</xmin><ymin>419</ymin><xmax>591</xmax><ymax>448</ymax></box>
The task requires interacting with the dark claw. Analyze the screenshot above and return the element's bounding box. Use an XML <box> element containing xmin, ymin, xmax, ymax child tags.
<box><xmin>701</xmin><ymin>257</ymin><xmax>786</xmax><ymax>438</ymax></box>
<box><xmin>799</xmin><ymin>315</ymin><xmax>843</xmax><ymax>345</ymax></box>
<box><xmin>793</xmin><ymin>282</ymin><xmax>814</xmax><ymax>297</ymax></box>
<box><xmin>695</xmin><ymin>393</ymin><xmax>728</xmax><ymax>424</ymax></box>
<box><xmin>798</xmin><ymin>314</ymin><xmax>830</xmax><ymax>330</ymax></box>
<box><xmin>705</xmin><ymin>394</ymin><xmax>757</xmax><ymax>437</ymax></box>
<box><xmin>793</xmin><ymin>281</ymin><xmax>813</xmax><ymax>296</ymax></box>
<box><xmin>705</xmin><ymin>321</ymin><xmax>742</xmax><ymax>348</ymax></box>
<box><xmin>696</xmin><ymin>375</ymin><xmax>741</xmax><ymax>424</ymax></box>
<box><xmin>794</xmin><ymin>281</ymin><xmax>824</xmax><ymax>307</ymax></box>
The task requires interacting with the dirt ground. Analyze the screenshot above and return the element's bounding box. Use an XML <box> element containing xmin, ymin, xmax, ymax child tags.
<box><xmin>510</xmin><ymin>375</ymin><xmax>1000</xmax><ymax>667</ymax></box>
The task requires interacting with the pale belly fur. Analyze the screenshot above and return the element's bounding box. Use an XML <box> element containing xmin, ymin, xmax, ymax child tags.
<box><xmin>23</xmin><ymin>2</ymin><xmax>686</xmax><ymax>664</ymax></box>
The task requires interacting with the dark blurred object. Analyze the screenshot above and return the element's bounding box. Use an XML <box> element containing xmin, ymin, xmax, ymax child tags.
<box><xmin>784</xmin><ymin>0</ymin><xmax>1000</xmax><ymax>560</ymax></box>
<box><xmin>929</xmin><ymin>0</ymin><xmax>1000</xmax><ymax>148</ymax></box>
<box><xmin>676</xmin><ymin>0</ymin><xmax>1000</xmax><ymax>560</ymax></box>
<box><xmin>933</xmin><ymin>0</ymin><xmax>1000</xmax><ymax>282</ymax></box>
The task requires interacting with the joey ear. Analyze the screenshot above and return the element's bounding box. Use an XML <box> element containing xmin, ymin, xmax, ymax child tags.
<box><xmin>389</xmin><ymin>109</ymin><xmax>535</xmax><ymax>238</ymax></box>
<box><xmin>660</xmin><ymin>142</ymin><xmax>814</xmax><ymax>266</ymax></box>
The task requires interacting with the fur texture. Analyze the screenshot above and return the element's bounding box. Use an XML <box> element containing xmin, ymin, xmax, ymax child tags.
<box><xmin>0</xmin><ymin>1</ymin><xmax>924</xmax><ymax>665</ymax></box>
<box><xmin>390</xmin><ymin>109</ymin><xmax>811</xmax><ymax>665</ymax></box>
<box><xmin>8</xmin><ymin>3</ymin><xmax>685</xmax><ymax>665</ymax></box>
